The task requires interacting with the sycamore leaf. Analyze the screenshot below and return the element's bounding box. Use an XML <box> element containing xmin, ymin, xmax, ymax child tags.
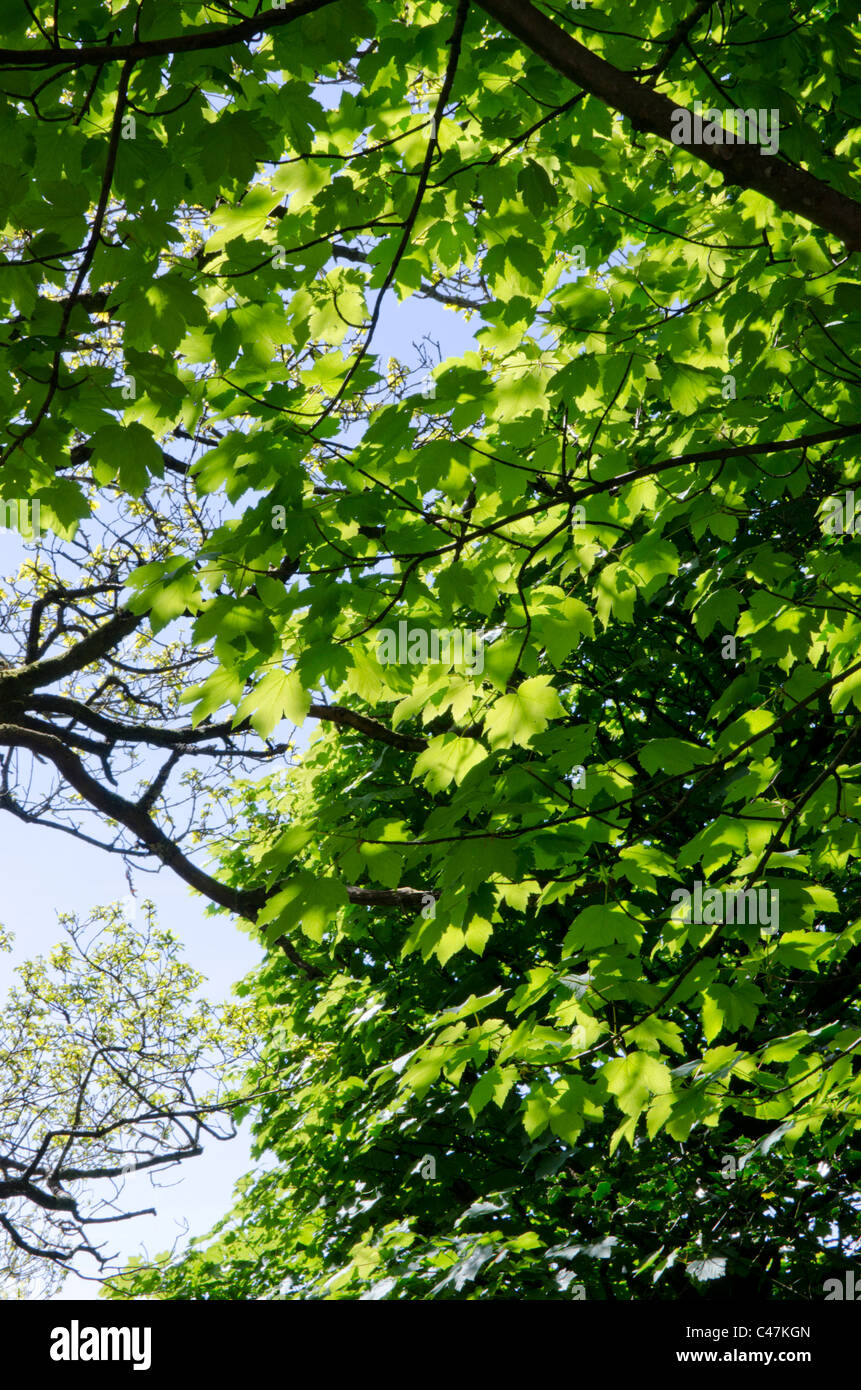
<box><xmin>639</xmin><ymin>738</ymin><xmax>713</xmax><ymax>776</ymax></box>
<box><xmin>90</xmin><ymin>421</ymin><xmax>164</xmax><ymax>497</ymax></box>
<box><xmin>234</xmin><ymin>668</ymin><xmax>310</xmax><ymax>738</ymax></box>
<box><xmin>484</xmin><ymin>677</ymin><xmax>565</xmax><ymax>749</ymax></box>
<box><xmin>411</xmin><ymin>735</ymin><xmax>488</xmax><ymax>791</ymax></box>
<box><xmin>256</xmin><ymin>872</ymin><xmax>349</xmax><ymax>943</ymax></box>
<box><xmin>602</xmin><ymin>1053</ymin><xmax>673</xmax><ymax>1118</ymax></box>
<box><xmin>563</xmin><ymin>903</ymin><xmax>640</xmax><ymax>954</ymax></box>
<box><xmin>468</xmin><ymin>1065</ymin><xmax>517</xmax><ymax>1119</ymax></box>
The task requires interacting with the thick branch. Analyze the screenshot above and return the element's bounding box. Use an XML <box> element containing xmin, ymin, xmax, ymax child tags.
<box><xmin>0</xmin><ymin>610</ymin><xmax>142</xmax><ymax>701</ymax></box>
<box><xmin>345</xmin><ymin>886</ymin><xmax>435</xmax><ymax>908</ymax></box>
<box><xmin>0</xmin><ymin>1214</ymin><xmax>69</xmax><ymax>1266</ymax></box>
<box><xmin>0</xmin><ymin>1178</ymin><xmax>76</xmax><ymax>1214</ymax></box>
<box><xmin>309</xmin><ymin>703</ymin><xmax>426</xmax><ymax>751</ymax></box>
<box><xmin>28</xmin><ymin>693</ymin><xmax>251</xmax><ymax>748</ymax></box>
<box><xmin>0</xmin><ymin>0</ymin><xmax>341</xmax><ymax>68</ymax></box>
<box><xmin>0</xmin><ymin>724</ymin><xmax>432</xmax><ymax>976</ymax></box>
<box><xmin>556</xmin><ymin>420</ymin><xmax>861</xmax><ymax>508</ymax></box>
<box><xmin>477</xmin><ymin>0</ymin><xmax>861</xmax><ymax>250</ymax></box>
<box><xmin>0</xmin><ymin>721</ymin><xmax>253</xmax><ymax>914</ymax></box>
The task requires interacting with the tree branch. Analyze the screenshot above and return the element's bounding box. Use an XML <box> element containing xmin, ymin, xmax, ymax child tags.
<box><xmin>556</xmin><ymin>420</ymin><xmax>861</xmax><ymax>508</ymax></box>
<box><xmin>309</xmin><ymin>703</ymin><xmax>426</xmax><ymax>750</ymax></box>
<box><xmin>0</xmin><ymin>722</ymin><xmax>432</xmax><ymax>977</ymax></box>
<box><xmin>0</xmin><ymin>0</ymin><xmax>341</xmax><ymax>68</ymax></box>
<box><xmin>0</xmin><ymin>610</ymin><xmax>142</xmax><ymax>701</ymax></box>
<box><xmin>476</xmin><ymin>0</ymin><xmax>861</xmax><ymax>250</ymax></box>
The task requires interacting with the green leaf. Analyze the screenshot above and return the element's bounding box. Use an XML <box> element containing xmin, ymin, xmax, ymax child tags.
<box><xmin>468</xmin><ymin>1065</ymin><xmax>517</xmax><ymax>1119</ymax></box>
<box><xmin>602</xmin><ymin>1053</ymin><xmax>673</xmax><ymax>1118</ymax></box>
<box><xmin>411</xmin><ymin>734</ymin><xmax>488</xmax><ymax>791</ymax></box>
<box><xmin>639</xmin><ymin>738</ymin><xmax>712</xmax><ymax>776</ymax></box>
<box><xmin>562</xmin><ymin>903</ymin><xmax>640</xmax><ymax>954</ymax></box>
<box><xmin>235</xmin><ymin>668</ymin><xmax>310</xmax><ymax>738</ymax></box>
<box><xmin>91</xmin><ymin>421</ymin><xmax>164</xmax><ymax>496</ymax></box>
<box><xmin>257</xmin><ymin>872</ymin><xmax>349</xmax><ymax>944</ymax></box>
<box><xmin>484</xmin><ymin>677</ymin><xmax>565</xmax><ymax>749</ymax></box>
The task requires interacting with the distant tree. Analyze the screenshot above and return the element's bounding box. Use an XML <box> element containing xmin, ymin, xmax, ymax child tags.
<box><xmin>0</xmin><ymin>907</ymin><xmax>261</xmax><ymax>1296</ymax></box>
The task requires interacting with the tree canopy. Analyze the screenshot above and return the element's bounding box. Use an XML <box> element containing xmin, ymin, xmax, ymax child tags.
<box><xmin>1</xmin><ymin>0</ymin><xmax>860</xmax><ymax>1300</ymax></box>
